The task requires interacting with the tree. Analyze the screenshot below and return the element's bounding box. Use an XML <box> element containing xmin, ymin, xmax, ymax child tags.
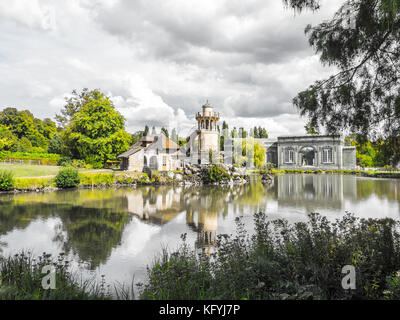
<box><xmin>131</xmin><ymin>131</ymin><xmax>144</xmax><ymax>144</ymax></box>
<box><xmin>305</xmin><ymin>121</ymin><xmax>319</xmax><ymax>135</ymax></box>
<box><xmin>171</xmin><ymin>128</ymin><xmax>178</xmax><ymax>142</ymax></box>
<box><xmin>161</xmin><ymin>127</ymin><xmax>169</xmax><ymax>137</ymax></box>
<box><xmin>0</xmin><ymin>107</ymin><xmax>52</xmax><ymax>150</ymax></box>
<box><xmin>143</xmin><ymin>125</ymin><xmax>149</xmax><ymax>136</ymax></box>
<box><xmin>63</xmin><ymin>90</ymin><xmax>132</xmax><ymax>167</ymax></box>
<box><xmin>0</xmin><ymin>125</ymin><xmax>18</xmax><ymax>151</ymax></box>
<box><xmin>239</xmin><ymin>128</ymin><xmax>247</xmax><ymax>138</ymax></box>
<box><xmin>55</xmin><ymin>88</ymin><xmax>95</xmax><ymax>128</ymax></box>
<box><xmin>283</xmin><ymin>0</ymin><xmax>400</xmax><ymax>164</ymax></box>
<box><xmin>231</xmin><ymin>127</ymin><xmax>238</xmax><ymax>138</ymax></box>
<box><xmin>48</xmin><ymin>133</ymin><xmax>63</xmax><ymax>154</ymax></box>
<box><xmin>253</xmin><ymin>126</ymin><xmax>259</xmax><ymax>138</ymax></box>
<box><xmin>234</xmin><ymin>137</ymin><xmax>266</xmax><ymax>168</ymax></box>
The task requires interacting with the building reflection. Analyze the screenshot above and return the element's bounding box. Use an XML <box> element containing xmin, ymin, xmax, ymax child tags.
<box><xmin>276</xmin><ymin>174</ymin><xmax>346</xmax><ymax>211</ymax></box>
<box><xmin>124</xmin><ymin>185</ymin><xmax>247</xmax><ymax>254</ymax></box>
<box><xmin>125</xmin><ymin>186</ymin><xmax>183</xmax><ymax>225</ymax></box>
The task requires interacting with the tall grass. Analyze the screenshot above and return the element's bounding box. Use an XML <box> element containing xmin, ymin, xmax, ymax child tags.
<box><xmin>140</xmin><ymin>213</ymin><xmax>400</xmax><ymax>300</ymax></box>
<box><xmin>0</xmin><ymin>251</ymin><xmax>110</xmax><ymax>300</ymax></box>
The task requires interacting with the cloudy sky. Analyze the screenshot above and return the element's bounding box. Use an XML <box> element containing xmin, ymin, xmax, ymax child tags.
<box><xmin>0</xmin><ymin>0</ymin><xmax>343</xmax><ymax>138</ymax></box>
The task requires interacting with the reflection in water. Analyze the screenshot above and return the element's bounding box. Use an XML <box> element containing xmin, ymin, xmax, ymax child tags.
<box><xmin>0</xmin><ymin>175</ymin><xmax>398</xmax><ymax>285</ymax></box>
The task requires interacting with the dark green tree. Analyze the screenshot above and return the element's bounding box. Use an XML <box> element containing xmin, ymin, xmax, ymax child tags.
<box><xmin>283</xmin><ymin>0</ymin><xmax>400</xmax><ymax>164</ymax></box>
<box><xmin>161</xmin><ymin>127</ymin><xmax>169</xmax><ymax>137</ymax></box>
<box><xmin>143</xmin><ymin>125</ymin><xmax>149</xmax><ymax>136</ymax></box>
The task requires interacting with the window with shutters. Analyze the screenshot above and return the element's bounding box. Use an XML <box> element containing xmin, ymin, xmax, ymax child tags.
<box><xmin>284</xmin><ymin>148</ymin><xmax>294</xmax><ymax>163</ymax></box>
<box><xmin>322</xmin><ymin>147</ymin><xmax>333</xmax><ymax>163</ymax></box>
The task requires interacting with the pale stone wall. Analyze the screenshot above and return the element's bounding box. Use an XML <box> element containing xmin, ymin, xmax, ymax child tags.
<box><xmin>277</xmin><ymin>135</ymin><xmax>355</xmax><ymax>170</ymax></box>
<box><xmin>127</xmin><ymin>149</ymin><xmax>145</xmax><ymax>171</ymax></box>
<box><xmin>342</xmin><ymin>147</ymin><xmax>357</xmax><ymax>170</ymax></box>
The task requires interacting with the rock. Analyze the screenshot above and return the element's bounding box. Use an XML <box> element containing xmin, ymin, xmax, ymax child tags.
<box><xmin>167</xmin><ymin>172</ymin><xmax>174</xmax><ymax>179</ymax></box>
<box><xmin>261</xmin><ymin>173</ymin><xmax>273</xmax><ymax>184</ymax></box>
<box><xmin>174</xmin><ymin>173</ymin><xmax>183</xmax><ymax>181</ymax></box>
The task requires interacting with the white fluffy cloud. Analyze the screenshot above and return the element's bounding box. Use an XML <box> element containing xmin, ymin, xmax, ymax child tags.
<box><xmin>0</xmin><ymin>0</ymin><xmax>343</xmax><ymax>137</ymax></box>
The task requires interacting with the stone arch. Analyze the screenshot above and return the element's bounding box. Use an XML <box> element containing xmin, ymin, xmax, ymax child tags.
<box><xmin>299</xmin><ymin>145</ymin><xmax>316</xmax><ymax>166</ymax></box>
<box><xmin>149</xmin><ymin>156</ymin><xmax>158</xmax><ymax>170</ymax></box>
<box><xmin>144</xmin><ymin>156</ymin><xmax>148</xmax><ymax>166</ymax></box>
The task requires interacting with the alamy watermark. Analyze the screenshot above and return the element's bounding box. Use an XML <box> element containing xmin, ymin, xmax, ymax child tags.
<box><xmin>341</xmin><ymin>265</ymin><xmax>356</xmax><ymax>290</ymax></box>
<box><xmin>41</xmin><ymin>265</ymin><xmax>56</xmax><ymax>290</ymax></box>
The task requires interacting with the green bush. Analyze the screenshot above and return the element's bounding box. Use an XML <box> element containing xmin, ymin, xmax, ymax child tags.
<box><xmin>14</xmin><ymin>177</ymin><xmax>53</xmax><ymax>189</ymax></box>
<box><xmin>203</xmin><ymin>165</ymin><xmax>230</xmax><ymax>183</ymax></box>
<box><xmin>79</xmin><ymin>173</ymin><xmax>115</xmax><ymax>186</ymax></box>
<box><xmin>57</xmin><ymin>157</ymin><xmax>72</xmax><ymax>167</ymax></box>
<box><xmin>71</xmin><ymin>159</ymin><xmax>86</xmax><ymax>168</ymax></box>
<box><xmin>55</xmin><ymin>167</ymin><xmax>80</xmax><ymax>188</ymax></box>
<box><xmin>0</xmin><ymin>170</ymin><xmax>15</xmax><ymax>191</ymax></box>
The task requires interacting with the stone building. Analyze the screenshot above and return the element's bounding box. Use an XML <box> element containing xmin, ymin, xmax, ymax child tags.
<box><xmin>118</xmin><ymin>134</ymin><xmax>185</xmax><ymax>171</ymax></box>
<box><xmin>226</xmin><ymin>134</ymin><xmax>356</xmax><ymax>170</ymax></box>
<box><xmin>119</xmin><ymin>103</ymin><xmax>356</xmax><ymax>171</ymax></box>
<box><xmin>275</xmin><ymin>135</ymin><xmax>356</xmax><ymax>170</ymax></box>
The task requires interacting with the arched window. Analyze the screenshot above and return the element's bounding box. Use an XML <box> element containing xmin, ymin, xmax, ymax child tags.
<box><xmin>284</xmin><ymin>147</ymin><xmax>294</xmax><ymax>163</ymax></box>
<box><xmin>322</xmin><ymin>147</ymin><xmax>333</xmax><ymax>163</ymax></box>
<box><xmin>144</xmin><ymin>156</ymin><xmax>147</xmax><ymax>166</ymax></box>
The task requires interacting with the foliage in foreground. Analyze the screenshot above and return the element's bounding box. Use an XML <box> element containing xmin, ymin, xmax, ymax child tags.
<box><xmin>140</xmin><ymin>212</ymin><xmax>400</xmax><ymax>300</ymax></box>
<box><xmin>0</xmin><ymin>252</ymin><xmax>110</xmax><ymax>300</ymax></box>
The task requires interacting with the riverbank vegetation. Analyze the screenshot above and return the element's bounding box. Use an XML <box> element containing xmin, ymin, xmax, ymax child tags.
<box><xmin>3</xmin><ymin>212</ymin><xmax>400</xmax><ymax>300</ymax></box>
<box><xmin>0</xmin><ymin>251</ymin><xmax>110</xmax><ymax>300</ymax></box>
<box><xmin>139</xmin><ymin>212</ymin><xmax>400</xmax><ymax>300</ymax></box>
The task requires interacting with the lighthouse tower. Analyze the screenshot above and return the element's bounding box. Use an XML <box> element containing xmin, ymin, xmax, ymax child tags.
<box><xmin>195</xmin><ymin>101</ymin><xmax>220</xmax><ymax>164</ymax></box>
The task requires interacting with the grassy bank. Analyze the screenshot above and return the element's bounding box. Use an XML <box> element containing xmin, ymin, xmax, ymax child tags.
<box><xmin>139</xmin><ymin>213</ymin><xmax>400</xmax><ymax>300</ymax></box>
<box><xmin>5</xmin><ymin>171</ymin><xmax>160</xmax><ymax>191</ymax></box>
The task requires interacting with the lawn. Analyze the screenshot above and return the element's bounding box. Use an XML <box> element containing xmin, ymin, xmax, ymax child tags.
<box><xmin>0</xmin><ymin>164</ymin><xmax>62</xmax><ymax>177</ymax></box>
<box><xmin>0</xmin><ymin>164</ymin><xmax>114</xmax><ymax>178</ymax></box>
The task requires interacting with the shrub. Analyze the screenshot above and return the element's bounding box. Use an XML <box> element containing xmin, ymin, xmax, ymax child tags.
<box><xmin>203</xmin><ymin>165</ymin><xmax>230</xmax><ymax>183</ymax></box>
<box><xmin>55</xmin><ymin>167</ymin><xmax>80</xmax><ymax>188</ymax></box>
<box><xmin>79</xmin><ymin>173</ymin><xmax>115</xmax><ymax>186</ymax></box>
<box><xmin>71</xmin><ymin>159</ymin><xmax>86</xmax><ymax>168</ymax></box>
<box><xmin>0</xmin><ymin>170</ymin><xmax>15</xmax><ymax>191</ymax></box>
<box><xmin>57</xmin><ymin>157</ymin><xmax>72</xmax><ymax>167</ymax></box>
<box><xmin>14</xmin><ymin>177</ymin><xmax>53</xmax><ymax>189</ymax></box>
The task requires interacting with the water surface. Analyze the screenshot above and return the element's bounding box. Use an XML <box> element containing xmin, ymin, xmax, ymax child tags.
<box><xmin>0</xmin><ymin>174</ymin><xmax>399</xmax><ymax>291</ymax></box>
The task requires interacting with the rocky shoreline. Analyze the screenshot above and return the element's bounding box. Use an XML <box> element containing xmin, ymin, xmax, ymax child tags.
<box><xmin>1</xmin><ymin>164</ymin><xmax>275</xmax><ymax>194</ymax></box>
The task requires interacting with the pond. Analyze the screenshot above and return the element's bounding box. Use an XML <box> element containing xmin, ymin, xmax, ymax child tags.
<box><xmin>0</xmin><ymin>174</ymin><xmax>399</xmax><ymax>294</ymax></box>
